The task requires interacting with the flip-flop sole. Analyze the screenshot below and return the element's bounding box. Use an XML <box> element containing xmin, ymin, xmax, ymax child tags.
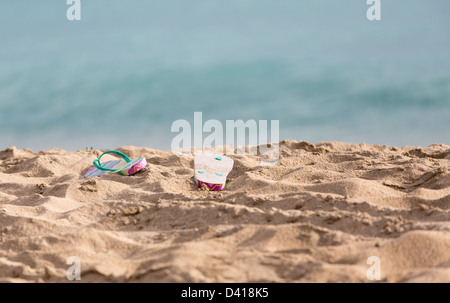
<box><xmin>84</xmin><ymin>157</ymin><xmax>147</xmax><ymax>178</ymax></box>
<box><xmin>194</xmin><ymin>155</ymin><xmax>233</xmax><ymax>191</ymax></box>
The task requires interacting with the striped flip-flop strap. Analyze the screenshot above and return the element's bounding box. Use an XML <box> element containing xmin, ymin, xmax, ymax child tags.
<box><xmin>93</xmin><ymin>151</ymin><xmax>132</xmax><ymax>172</ymax></box>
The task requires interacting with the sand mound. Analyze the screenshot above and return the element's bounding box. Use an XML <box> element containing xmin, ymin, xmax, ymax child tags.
<box><xmin>0</xmin><ymin>141</ymin><xmax>449</xmax><ymax>282</ymax></box>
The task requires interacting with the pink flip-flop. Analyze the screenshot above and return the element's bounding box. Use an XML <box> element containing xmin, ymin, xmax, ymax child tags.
<box><xmin>194</xmin><ymin>155</ymin><xmax>234</xmax><ymax>191</ymax></box>
<box><xmin>84</xmin><ymin>150</ymin><xmax>147</xmax><ymax>178</ymax></box>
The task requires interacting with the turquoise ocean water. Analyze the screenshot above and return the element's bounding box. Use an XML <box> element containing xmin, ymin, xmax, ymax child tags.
<box><xmin>0</xmin><ymin>0</ymin><xmax>449</xmax><ymax>151</ymax></box>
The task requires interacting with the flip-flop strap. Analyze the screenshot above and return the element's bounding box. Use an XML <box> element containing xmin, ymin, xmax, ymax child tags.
<box><xmin>93</xmin><ymin>151</ymin><xmax>132</xmax><ymax>172</ymax></box>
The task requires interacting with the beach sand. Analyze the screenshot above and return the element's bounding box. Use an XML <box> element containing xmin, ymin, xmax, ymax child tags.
<box><xmin>0</xmin><ymin>140</ymin><xmax>449</xmax><ymax>282</ymax></box>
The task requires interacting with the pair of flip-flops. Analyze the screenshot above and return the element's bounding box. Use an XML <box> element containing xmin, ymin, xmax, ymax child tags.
<box><xmin>84</xmin><ymin>151</ymin><xmax>233</xmax><ymax>191</ymax></box>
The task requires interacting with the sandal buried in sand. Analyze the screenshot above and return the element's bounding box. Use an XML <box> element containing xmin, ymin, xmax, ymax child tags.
<box><xmin>84</xmin><ymin>151</ymin><xmax>148</xmax><ymax>178</ymax></box>
<box><xmin>194</xmin><ymin>154</ymin><xmax>234</xmax><ymax>191</ymax></box>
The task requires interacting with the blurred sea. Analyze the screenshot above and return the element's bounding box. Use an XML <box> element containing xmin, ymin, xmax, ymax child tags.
<box><xmin>0</xmin><ymin>0</ymin><xmax>449</xmax><ymax>151</ymax></box>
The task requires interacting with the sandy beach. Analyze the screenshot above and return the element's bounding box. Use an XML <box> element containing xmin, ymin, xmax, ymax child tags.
<box><xmin>0</xmin><ymin>140</ymin><xmax>449</xmax><ymax>282</ymax></box>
